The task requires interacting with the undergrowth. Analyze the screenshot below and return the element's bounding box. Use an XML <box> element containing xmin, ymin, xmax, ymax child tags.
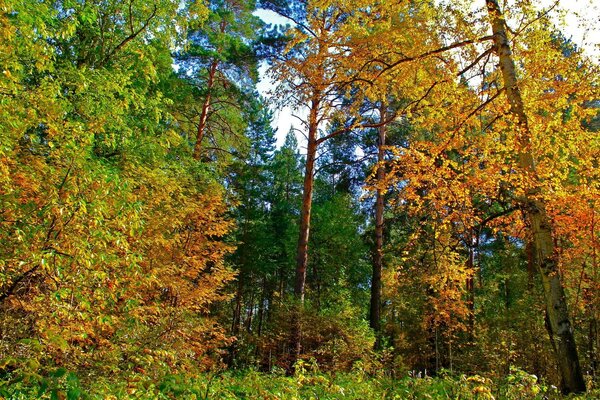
<box><xmin>1</xmin><ymin>361</ymin><xmax>598</xmax><ymax>399</ymax></box>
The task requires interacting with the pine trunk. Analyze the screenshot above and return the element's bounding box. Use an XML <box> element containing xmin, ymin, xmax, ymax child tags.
<box><xmin>486</xmin><ymin>0</ymin><xmax>585</xmax><ymax>393</ymax></box>
<box><xmin>289</xmin><ymin>96</ymin><xmax>320</xmax><ymax>371</ymax></box>
<box><xmin>193</xmin><ymin>59</ymin><xmax>218</xmax><ymax>159</ymax></box>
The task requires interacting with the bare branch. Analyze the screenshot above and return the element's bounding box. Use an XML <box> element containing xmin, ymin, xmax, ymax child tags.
<box><xmin>458</xmin><ymin>48</ymin><xmax>493</xmax><ymax>76</ymax></box>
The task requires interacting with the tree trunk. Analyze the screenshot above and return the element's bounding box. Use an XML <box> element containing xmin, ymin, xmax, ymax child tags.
<box><xmin>589</xmin><ymin>205</ymin><xmax>598</xmax><ymax>378</ymax></box>
<box><xmin>466</xmin><ymin>232</ymin><xmax>475</xmax><ymax>341</ymax></box>
<box><xmin>192</xmin><ymin>59</ymin><xmax>219</xmax><ymax>159</ymax></box>
<box><xmin>370</xmin><ymin>103</ymin><xmax>386</xmax><ymax>349</ymax></box>
<box><xmin>245</xmin><ymin>289</ymin><xmax>255</xmax><ymax>332</ymax></box>
<box><xmin>295</xmin><ymin>128</ymin><xmax>318</xmax><ymax>302</ymax></box>
<box><xmin>289</xmin><ymin>95</ymin><xmax>320</xmax><ymax>371</ymax></box>
<box><xmin>257</xmin><ymin>277</ymin><xmax>268</xmax><ymax>337</ymax></box>
<box><xmin>227</xmin><ymin>271</ymin><xmax>244</xmax><ymax>367</ymax></box>
<box><xmin>486</xmin><ymin>0</ymin><xmax>585</xmax><ymax>393</ymax></box>
<box><xmin>589</xmin><ymin>318</ymin><xmax>598</xmax><ymax>379</ymax></box>
<box><xmin>231</xmin><ymin>274</ymin><xmax>244</xmax><ymax>336</ymax></box>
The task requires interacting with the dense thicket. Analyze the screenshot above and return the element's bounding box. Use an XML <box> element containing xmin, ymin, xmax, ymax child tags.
<box><xmin>1</xmin><ymin>0</ymin><xmax>598</xmax><ymax>398</ymax></box>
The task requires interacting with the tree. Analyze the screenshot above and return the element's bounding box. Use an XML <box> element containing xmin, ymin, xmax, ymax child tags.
<box><xmin>484</xmin><ymin>0</ymin><xmax>587</xmax><ymax>392</ymax></box>
<box><xmin>0</xmin><ymin>0</ymin><xmax>240</xmax><ymax>380</ymax></box>
<box><xmin>175</xmin><ymin>0</ymin><xmax>262</xmax><ymax>161</ymax></box>
<box><xmin>267</xmin><ymin>1</ymin><xmax>358</xmax><ymax>368</ymax></box>
<box><xmin>226</xmin><ymin>99</ymin><xmax>277</xmax><ymax>363</ymax></box>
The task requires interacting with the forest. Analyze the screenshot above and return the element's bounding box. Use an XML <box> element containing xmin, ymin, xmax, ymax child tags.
<box><xmin>1</xmin><ymin>0</ymin><xmax>599</xmax><ymax>398</ymax></box>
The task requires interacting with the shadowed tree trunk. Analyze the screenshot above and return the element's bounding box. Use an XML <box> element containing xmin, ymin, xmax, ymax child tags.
<box><xmin>257</xmin><ymin>277</ymin><xmax>268</xmax><ymax>337</ymax></box>
<box><xmin>231</xmin><ymin>275</ymin><xmax>244</xmax><ymax>336</ymax></box>
<box><xmin>485</xmin><ymin>0</ymin><xmax>585</xmax><ymax>393</ymax></box>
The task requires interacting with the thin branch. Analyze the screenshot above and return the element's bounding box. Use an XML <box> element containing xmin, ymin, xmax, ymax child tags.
<box><xmin>265</xmin><ymin>5</ymin><xmax>318</xmax><ymax>40</ymax></box>
<box><xmin>314</xmin><ymin>155</ymin><xmax>371</xmax><ymax>175</ymax></box>
<box><xmin>356</xmin><ymin>36</ymin><xmax>494</xmax><ymax>82</ymax></box>
<box><xmin>315</xmin><ymin>112</ymin><xmax>398</xmax><ymax>145</ymax></box>
<box><xmin>128</xmin><ymin>0</ymin><xmax>135</xmax><ymax>33</ymax></box>
<box><xmin>513</xmin><ymin>0</ymin><xmax>560</xmax><ymax>38</ymax></box>
<box><xmin>458</xmin><ymin>48</ymin><xmax>493</xmax><ymax>76</ymax></box>
<box><xmin>475</xmin><ymin>206</ymin><xmax>519</xmax><ymax>232</ymax></box>
<box><xmin>0</xmin><ymin>264</ymin><xmax>38</xmax><ymax>302</ymax></box>
<box><xmin>436</xmin><ymin>87</ymin><xmax>505</xmax><ymax>158</ymax></box>
<box><xmin>100</xmin><ymin>4</ymin><xmax>157</xmax><ymax>66</ymax></box>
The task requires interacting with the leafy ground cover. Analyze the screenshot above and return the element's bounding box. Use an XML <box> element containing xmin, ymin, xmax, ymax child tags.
<box><xmin>2</xmin><ymin>363</ymin><xmax>598</xmax><ymax>399</ymax></box>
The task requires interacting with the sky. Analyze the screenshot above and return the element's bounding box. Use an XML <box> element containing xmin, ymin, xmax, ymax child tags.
<box><xmin>254</xmin><ymin>2</ymin><xmax>600</xmax><ymax>149</ymax></box>
<box><xmin>254</xmin><ymin>9</ymin><xmax>296</xmax><ymax>148</ymax></box>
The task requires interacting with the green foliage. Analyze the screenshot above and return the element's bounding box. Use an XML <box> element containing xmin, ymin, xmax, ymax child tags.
<box><xmin>310</xmin><ymin>193</ymin><xmax>370</xmax><ymax>305</ymax></box>
<box><xmin>3</xmin><ymin>368</ymin><xmax>599</xmax><ymax>399</ymax></box>
<box><xmin>0</xmin><ymin>0</ymin><xmax>235</xmax><ymax>384</ymax></box>
<box><xmin>171</xmin><ymin>0</ymin><xmax>265</xmax><ymax>164</ymax></box>
<box><xmin>1</xmin><ymin>0</ymin><xmax>599</xmax><ymax>396</ymax></box>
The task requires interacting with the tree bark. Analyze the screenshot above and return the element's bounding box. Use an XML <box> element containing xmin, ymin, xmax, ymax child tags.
<box><xmin>295</xmin><ymin>101</ymin><xmax>319</xmax><ymax>302</ymax></box>
<box><xmin>192</xmin><ymin>59</ymin><xmax>219</xmax><ymax>159</ymax></box>
<box><xmin>370</xmin><ymin>103</ymin><xmax>386</xmax><ymax>349</ymax></box>
<box><xmin>485</xmin><ymin>0</ymin><xmax>585</xmax><ymax>393</ymax></box>
<box><xmin>289</xmin><ymin>95</ymin><xmax>320</xmax><ymax>371</ymax></box>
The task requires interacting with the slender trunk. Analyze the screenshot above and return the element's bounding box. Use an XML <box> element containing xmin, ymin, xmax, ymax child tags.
<box><xmin>278</xmin><ymin>265</ymin><xmax>285</xmax><ymax>305</ymax></box>
<box><xmin>435</xmin><ymin>327</ymin><xmax>440</xmax><ymax>374</ymax></box>
<box><xmin>232</xmin><ymin>275</ymin><xmax>243</xmax><ymax>336</ymax></box>
<box><xmin>233</xmin><ymin>215</ymin><xmax>250</xmax><ymax>336</ymax></box>
<box><xmin>486</xmin><ymin>0</ymin><xmax>585</xmax><ymax>393</ymax></box>
<box><xmin>545</xmin><ymin>311</ymin><xmax>559</xmax><ymax>371</ymax></box>
<box><xmin>257</xmin><ymin>277</ymin><xmax>267</xmax><ymax>337</ymax></box>
<box><xmin>590</xmin><ymin>204</ymin><xmax>598</xmax><ymax>378</ymax></box>
<box><xmin>192</xmin><ymin>59</ymin><xmax>219</xmax><ymax>159</ymax></box>
<box><xmin>245</xmin><ymin>289</ymin><xmax>255</xmax><ymax>332</ymax></box>
<box><xmin>589</xmin><ymin>318</ymin><xmax>597</xmax><ymax>378</ymax></box>
<box><xmin>370</xmin><ymin>103</ymin><xmax>386</xmax><ymax>348</ymax></box>
<box><xmin>289</xmin><ymin>96</ymin><xmax>320</xmax><ymax>371</ymax></box>
<box><xmin>295</xmin><ymin>122</ymin><xmax>318</xmax><ymax>301</ymax></box>
<box><xmin>227</xmin><ymin>272</ymin><xmax>244</xmax><ymax>367</ymax></box>
<box><xmin>466</xmin><ymin>232</ymin><xmax>475</xmax><ymax>341</ymax></box>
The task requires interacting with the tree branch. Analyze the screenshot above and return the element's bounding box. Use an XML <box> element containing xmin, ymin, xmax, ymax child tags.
<box><xmin>100</xmin><ymin>4</ymin><xmax>157</xmax><ymax>66</ymax></box>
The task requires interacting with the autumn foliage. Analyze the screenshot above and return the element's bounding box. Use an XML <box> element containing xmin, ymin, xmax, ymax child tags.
<box><xmin>0</xmin><ymin>0</ymin><xmax>237</xmax><ymax>384</ymax></box>
<box><xmin>1</xmin><ymin>0</ymin><xmax>599</xmax><ymax>398</ymax></box>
